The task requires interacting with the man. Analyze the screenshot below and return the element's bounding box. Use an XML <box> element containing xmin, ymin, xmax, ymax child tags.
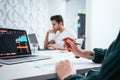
<box><xmin>56</xmin><ymin>31</ymin><xmax>120</xmax><ymax>80</ymax></box>
<box><xmin>44</xmin><ymin>15</ymin><xmax>76</xmax><ymax>50</ymax></box>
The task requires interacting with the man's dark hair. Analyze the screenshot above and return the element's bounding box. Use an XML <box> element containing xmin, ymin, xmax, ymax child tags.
<box><xmin>50</xmin><ymin>15</ymin><xmax>64</xmax><ymax>26</ymax></box>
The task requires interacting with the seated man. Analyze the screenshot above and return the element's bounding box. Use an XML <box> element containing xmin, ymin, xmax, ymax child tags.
<box><xmin>56</xmin><ymin>31</ymin><xmax>120</xmax><ymax>80</ymax></box>
<box><xmin>44</xmin><ymin>15</ymin><xmax>76</xmax><ymax>50</ymax></box>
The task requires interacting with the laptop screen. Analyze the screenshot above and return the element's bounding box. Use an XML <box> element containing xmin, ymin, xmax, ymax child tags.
<box><xmin>0</xmin><ymin>28</ymin><xmax>31</xmax><ymax>57</ymax></box>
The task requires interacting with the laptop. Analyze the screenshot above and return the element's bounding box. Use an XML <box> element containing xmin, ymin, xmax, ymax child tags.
<box><xmin>28</xmin><ymin>33</ymin><xmax>40</xmax><ymax>50</ymax></box>
<box><xmin>28</xmin><ymin>33</ymin><xmax>55</xmax><ymax>51</ymax></box>
<box><xmin>0</xmin><ymin>28</ymin><xmax>51</xmax><ymax>65</ymax></box>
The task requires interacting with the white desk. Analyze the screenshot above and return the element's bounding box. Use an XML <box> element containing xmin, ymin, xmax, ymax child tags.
<box><xmin>0</xmin><ymin>50</ymin><xmax>101</xmax><ymax>80</ymax></box>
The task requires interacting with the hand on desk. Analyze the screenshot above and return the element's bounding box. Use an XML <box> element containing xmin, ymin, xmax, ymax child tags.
<box><xmin>56</xmin><ymin>60</ymin><xmax>76</xmax><ymax>80</ymax></box>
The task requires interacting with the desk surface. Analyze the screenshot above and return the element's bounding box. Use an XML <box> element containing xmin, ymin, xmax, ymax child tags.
<box><xmin>0</xmin><ymin>50</ymin><xmax>101</xmax><ymax>80</ymax></box>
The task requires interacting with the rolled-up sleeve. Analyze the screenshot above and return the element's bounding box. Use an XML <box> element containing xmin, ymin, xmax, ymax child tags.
<box><xmin>92</xmin><ymin>48</ymin><xmax>107</xmax><ymax>63</ymax></box>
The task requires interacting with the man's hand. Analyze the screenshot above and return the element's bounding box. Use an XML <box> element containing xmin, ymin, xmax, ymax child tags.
<box><xmin>44</xmin><ymin>29</ymin><xmax>56</xmax><ymax>49</ymax></box>
<box><xmin>56</xmin><ymin>60</ymin><xmax>76</xmax><ymax>80</ymax></box>
<box><xmin>47</xmin><ymin>29</ymin><xmax>57</xmax><ymax>34</ymax></box>
<box><xmin>48</xmin><ymin>40</ymin><xmax>55</xmax><ymax>44</ymax></box>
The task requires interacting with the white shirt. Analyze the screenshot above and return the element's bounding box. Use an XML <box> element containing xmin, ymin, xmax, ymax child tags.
<box><xmin>53</xmin><ymin>29</ymin><xmax>77</xmax><ymax>48</ymax></box>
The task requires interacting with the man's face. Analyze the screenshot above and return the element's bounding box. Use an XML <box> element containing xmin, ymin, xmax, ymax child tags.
<box><xmin>51</xmin><ymin>20</ymin><xmax>61</xmax><ymax>31</ymax></box>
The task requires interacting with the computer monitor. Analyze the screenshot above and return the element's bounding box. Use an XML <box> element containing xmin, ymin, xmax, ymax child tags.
<box><xmin>28</xmin><ymin>33</ymin><xmax>40</xmax><ymax>50</ymax></box>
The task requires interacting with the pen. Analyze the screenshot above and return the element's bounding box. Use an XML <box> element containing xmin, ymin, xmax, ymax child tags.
<box><xmin>74</xmin><ymin>42</ymin><xmax>81</xmax><ymax>45</ymax></box>
<box><xmin>62</xmin><ymin>38</ymin><xmax>81</xmax><ymax>45</ymax></box>
<box><xmin>67</xmin><ymin>43</ymin><xmax>80</xmax><ymax>52</ymax></box>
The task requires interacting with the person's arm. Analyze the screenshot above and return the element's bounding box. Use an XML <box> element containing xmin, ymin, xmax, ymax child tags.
<box><xmin>63</xmin><ymin>38</ymin><xmax>92</xmax><ymax>59</ymax></box>
<box><xmin>64</xmin><ymin>46</ymin><xmax>120</xmax><ymax>80</ymax></box>
<box><xmin>92</xmin><ymin>48</ymin><xmax>107</xmax><ymax>63</ymax></box>
<box><xmin>44</xmin><ymin>32</ymin><xmax>49</xmax><ymax>49</ymax></box>
<box><xmin>44</xmin><ymin>29</ymin><xmax>56</xmax><ymax>49</ymax></box>
<box><xmin>78</xmin><ymin>48</ymin><xmax>107</xmax><ymax>63</ymax></box>
<box><xmin>56</xmin><ymin>32</ymin><xmax>120</xmax><ymax>80</ymax></box>
<box><xmin>56</xmin><ymin>48</ymin><xmax>120</xmax><ymax>80</ymax></box>
<box><xmin>63</xmin><ymin>38</ymin><xmax>107</xmax><ymax>63</ymax></box>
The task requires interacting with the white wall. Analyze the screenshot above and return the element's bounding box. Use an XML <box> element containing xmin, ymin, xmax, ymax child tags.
<box><xmin>48</xmin><ymin>0</ymin><xmax>66</xmax><ymax>28</ymax></box>
<box><xmin>0</xmin><ymin>0</ymin><xmax>73</xmax><ymax>49</ymax></box>
<box><xmin>86</xmin><ymin>0</ymin><xmax>120</xmax><ymax>50</ymax></box>
<box><xmin>0</xmin><ymin>0</ymin><xmax>50</xmax><ymax>48</ymax></box>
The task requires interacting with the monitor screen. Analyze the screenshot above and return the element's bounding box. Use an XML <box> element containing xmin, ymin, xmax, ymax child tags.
<box><xmin>0</xmin><ymin>28</ymin><xmax>31</xmax><ymax>57</ymax></box>
<box><xmin>28</xmin><ymin>34</ymin><xmax>38</xmax><ymax>43</ymax></box>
